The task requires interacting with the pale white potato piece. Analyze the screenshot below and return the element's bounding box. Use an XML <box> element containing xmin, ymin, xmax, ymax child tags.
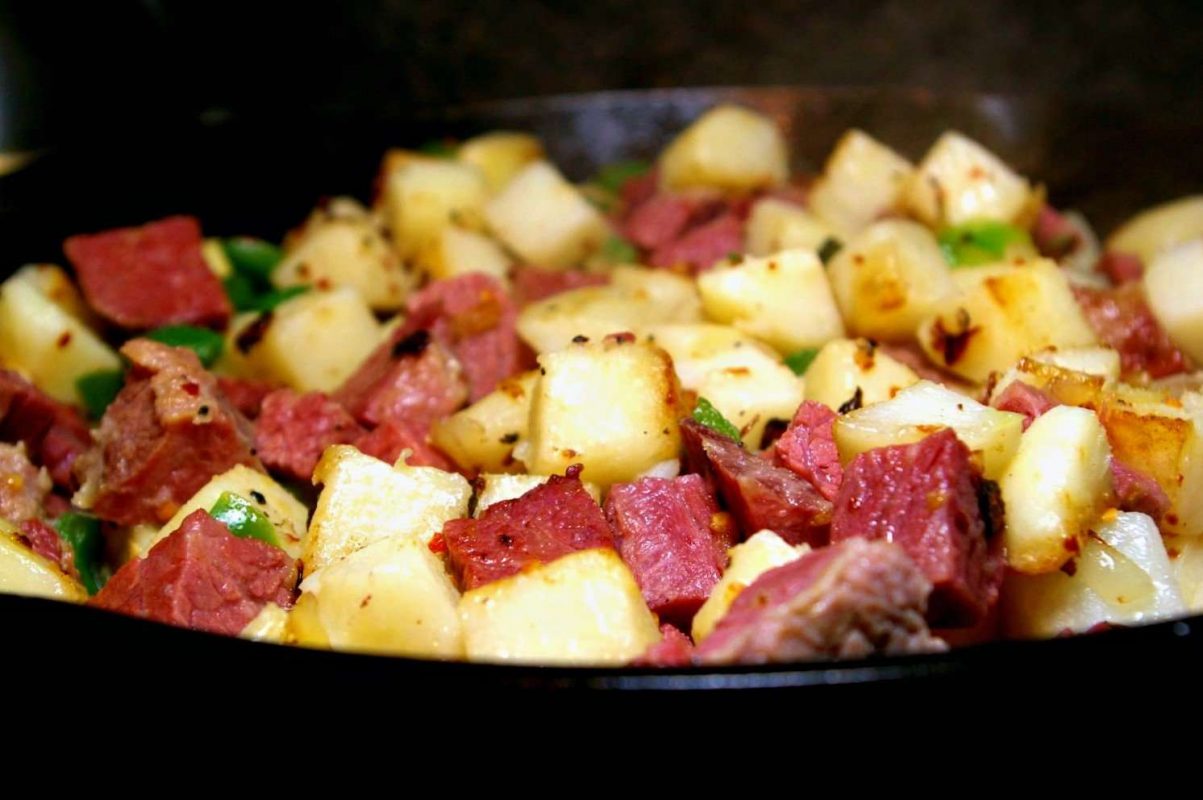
<box><xmin>647</xmin><ymin>323</ymin><xmax>805</xmax><ymax>449</ymax></box>
<box><xmin>201</xmin><ymin>239</ymin><xmax>233</xmax><ymax>278</ymax></box>
<box><xmin>523</xmin><ymin>337</ymin><xmax>682</xmax><ymax>487</ymax></box>
<box><xmin>247</xmin><ymin>287</ymin><xmax>381</xmax><ymax>393</ymax></box>
<box><xmin>905</xmin><ymin>131</ymin><xmax>1033</xmax><ymax>227</ymax></box>
<box><xmin>304</xmin><ymin>445</ymin><xmax>471</xmax><ymax>573</ymax></box>
<box><xmin>240</xmin><ymin>603</ymin><xmax>290</xmax><ymax>643</ymax></box>
<box><xmin>698</xmin><ymin>249</ymin><xmax>844</xmax><ymax>354</ymax></box>
<box><xmin>484</xmin><ymin>161</ymin><xmax>609</xmax><ymax>268</ymax></box>
<box><xmin>457</xmin><ymin>131</ymin><xmax>545</xmax><ymax>192</ymax></box>
<box><xmin>833</xmin><ymin>379</ymin><xmax>1024</xmax><ymax>480</ymax></box>
<box><xmin>1144</xmin><ymin>240</ymin><xmax>1203</xmax><ymax>363</ymax></box>
<box><xmin>1165</xmin><ymin>534</ymin><xmax>1203</xmax><ymax>612</ymax></box>
<box><xmin>459</xmin><ymin>548</ymin><xmax>660</xmax><ymax>665</ymax></box>
<box><xmin>0</xmin><ymin>275</ymin><xmax>121</xmax><ymax>405</ymax></box>
<box><xmin>659</xmin><ymin>104</ymin><xmax>788</xmax><ymax>193</ymax></box>
<box><xmin>692</xmin><ymin>530</ymin><xmax>808</xmax><ymax>643</ymax></box>
<box><xmin>383</xmin><ymin>159</ymin><xmax>489</xmax><ymax>257</ymax></box>
<box><xmin>986</xmin><ymin>352</ymin><xmax>1115</xmax><ymax>411</ymax></box>
<box><xmin>1107</xmin><ymin>195</ymin><xmax>1203</xmax><ymax>264</ymax></box>
<box><xmin>1000</xmin><ymin>406</ymin><xmax>1113</xmax><ymax>574</ymax></box>
<box><xmin>295</xmin><ymin>537</ymin><xmax>463</xmax><ymax>658</ymax></box>
<box><xmin>1005</xmin><ymin>511</ymin><xmax>1186</xmax><ymax>637</ymax></box>
<box><xmin>917</xmin><ymin>259</ymin><xmax>1097</xmax><ymax>384</ymax></box>
<box><xmin>827</xmin><ymin>219</ymin><xmax>957</xmax><ymax>341</ymax></box>
<box><xmin>151</xmin><ymin>465</ymin><xmax>310</xmax><ymax>560</ymax></box>
<box><xmin>473</xmin><ymin>473</ymin><xmax>602</xmax><ymax>516</ymax></box>
<box><xmin>8</xmin><ymin>264</ymin><xmax>95</xmax><ymax>323</ymax></box>
<box><xmin>431</xmin><ymin>371</ymin><xmax>538</xmax><ymax>474</ymax></box>
<box><xmin>273</xmin><ymin>216</ymin><xmax>416</xmax><ymax>311</ymax></box>
<box><xmin>804</xmin><ymin>338</ymin><xmax>920</xmax><ymax>412</ymax></box>
<box><xmin>415</xmin><ymin>224</ymin><xmax>512</xmax><ymax>283</ymax></box>
<box><xmin>744</xmin><ymin>198</ymin><xmax>836</xmax><ymax>257</ymax></box>
<box><xmin>807</xmin><ymin>129</ymin><xmax>914</xmax><ymax>238</ymax></box>
<box><xmin>0</xmin><ymin>520</ymin><xmax>86</xmax><ymax>602</ymax></box>
<box><xmin>516</xmin><ymin>266</ymin><xmax>701</xmax><ymax>354</ymax></box>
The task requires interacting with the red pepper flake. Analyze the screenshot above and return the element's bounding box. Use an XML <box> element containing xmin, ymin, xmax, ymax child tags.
<box><xmin>428</xmin><ymin>533</ymin><xmax>447</xmax><ymax>554</ymax></box>
<box><xmin>56</xmin><ymin>331</ymin><xmax>73</xmax><ymax>348</ymax></box>
<box><xmin>181</xmin><ymin>380</ymin><xmax>200</xmax><ymax>397</ymax></box>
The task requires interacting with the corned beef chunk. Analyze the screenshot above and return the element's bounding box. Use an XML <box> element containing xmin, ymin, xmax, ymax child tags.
<box><xmin>63</xmin><ymin>215</ymin><xmax>231</xmax><ymax>330</ymax></box>
<box><xmin>509</xmin><ymin>265</ymin><xmax>609</xmax><ymax>308</ymax></box>
<box><xmin>91</xmin><ymin>509</ymin><xmax>297</xmax><ymax>636</ymax></box>
<box><xmin>254</xmin><ymin>389</ymin><xmax>365</xmax><ymax>482</ymax></box>
<box><xmin>772</xmin><ymin>400</ymin><xmax>843</xmax><ymax>502</ymax></box>
<box><xmin>442</xmin><ymin>465</ymin><xmax>614</xmax><ymax>591</ymax></box>
<box><xmin>75</xmin><ymin>339</ymin><xmax>260</xmax><ymax>526</ymax></box>
<box><xmin>217</xmin><ymin>376</ymin><xmax>279</xmax><ymax>420</ymax></box>
<box><xmin>1097</xmin><ymin>252</ymin><xmax>1144</xmax><ymax>285</ymax></box>
<box><xmin>830</xmin><ymin>429</ymin><xmax>1004</xmax><ymax>627</ymax></box>
<box><xmin>0</xmin><ymin>370</ymin><xmax>92</xmax><ymax>490</ymax></box>
<box><xmin>354</xmin><ymin>418</ymin><xmax>455</xmax><ymax>471</ymax></box>
<box><xmin>605</xmin><ymin>474</ymin><xmax>727</xmax><ymax>625</ymax></box>
<box><xmin>19</xmin><ymin>519</ymin><xmax>66</xmax><ymax>571</ymax></box>
<box><xmin>696</xmin><ymin>539</ymin><xmax>945</xmax><ymax>664</ymax></box>
<box><xmin>1031</xmin><ymin>204</ymin><xmax>1082</xmax><ymax>260</ymax></box>
<box><xmin>990</xmin><ymin>381</ymin><xmax>1058</xmax><ymax>429</ymax></box>
<box><xmin>649</xmin><ymin>213</ymin><xmax>744</xmax><ymax>273</ymax></box>
<box><xmin>410</xmin><ymin>273</ymin><xmax>520</xmax><ymax>401</ymax></box>
<box><xmin>632</xmin><ymin>624</ymin><xmax>696</xmax><ymax>668</ymax></box>
<box><xmin>334</xmin><ymin>329</ymin><xmax>469</xmax><ymax>429</ymax></box>
<box><xmin>0</xmin><ymin>442</ymin><xmax>50</xmax><ymax>523</ymax></box>
<box><xmin>1072</xmin><ymin>283</ymin><xmax>1191</xmax><ymax>378</ymax></box>
<box><xmin>681</xmin><ymin>418</ymin><xmax>832</xmax><ymax>547</ymax></box>
<box><xmin>624</xmin><ymin>193</ymin><xmax>720</xmax><ymax>250</ymax></box>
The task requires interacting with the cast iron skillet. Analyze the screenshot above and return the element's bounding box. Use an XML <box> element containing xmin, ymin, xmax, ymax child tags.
<box><xmin>2</xmin><ymin>87</ymin><xmax>1202</xmax><ymax>697</ymax></box>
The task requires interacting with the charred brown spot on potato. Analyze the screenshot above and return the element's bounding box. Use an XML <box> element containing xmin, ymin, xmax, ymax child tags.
<box><xmin>930</xmin><ymin>308</ymin><xmax>980</xmax><ymax>366</ymax></box>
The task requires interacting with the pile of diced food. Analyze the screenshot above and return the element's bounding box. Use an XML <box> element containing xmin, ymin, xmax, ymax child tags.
<box><xmin>3</xmin><ymin>104</ymin><xmax>1203</xmax><ymax>666</ymax></box>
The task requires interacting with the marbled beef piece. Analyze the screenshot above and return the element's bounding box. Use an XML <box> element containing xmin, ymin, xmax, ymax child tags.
<box><xmin>63</xmin><ymin>216</ymin><xmax>231</xmax><ymax>330</ymax></box>
<box><xmin>830</xmin><ymin>429</ymin><xmax>1004</xmax><ymax>627</ymax></box>
<box><xmin>91</xmin><ymin>509</ymin><xmax>297</xmax><ymax>636</ymax></box>
<box><xmin>632</xmin><ymin>624</ymin><xmax>696</xmax><ymax>668</ymax></box>
<box><xmin>254</xmin><ymin>389</ymin><xmax>365</xmax><ymax>482</ymax></box>
<box><xmin>0</xmin><ymin>442</ymin><xmax>50</xmax><ymax>523</ymax></box>
<box><xmin>623</xmin><ymin>193</ymin><xmax>720</xmax><ymax>250</ymax></box>
<box><xmin>442</xmin><ymin>465</ymin><xmax>614</xmax><ymax>591</ymax></box>
<box><xmin>772</xmin><ymin>400</ymin><xmax>843</xmax><ymax>502</ymax></box>
<box><xmin>406</xmin><ymin>273</ymin><xmax>521</xmax><ymax>401</ymax></box>
<box><xmin>1097</xmin><ymin>252</ymin><xmax>1144</xmax><ymax>285</ymax></box>
<box><xmin>18</xmin><ymin>519</ymin><xmax>67</xmax><ymax>572</ymax></box>
<box><xmin>509</xmin><ymin>265</ymin><xmax>610</xmax><ymax>308</ymax></box>
<box><xmin>649</xmin><ymin>213</ymin><xmax>744</xmax><ymax>273</ymax></box>
<box><xmin>696</xmin><ymin>539</ymin><xmax>945</xmax><ymax>665</ymax></box>
<box><xmin>681</xmin><ymin>418</ymin><xmax>832</xmax><ymax>547</ymax></box>
<box><xmin>216</xmin><ymin>376</ymin><xmax>279</xmax><ymax>420</ymax></box>
<box><xmin>605</xmin><ymin>474</ymin><xmax>728</xmax><ymax>626</ymax></box>
<box><xmin>354</xmin><ymin>418</ymin><xmax>455</xmax><ymax>471</ymax></box>
<box><xmin>1072</xmin><ymin>283</ymin><xmax>1192</xmax><ymax>379</ymax></box>
<box><xmin>0</xmin><ymin>369</ymin><xmax>92</xmax><ymax>490</ymax></box>
<box><xmin>990</xmin><ymin>380</ymin><xmax>1058</xmax><ymax>429</ymax></box>
<box><xmin>334</xmin><ymin>329</ymin><xmax>469</xmax><ymax>430</ymax></box>
<box><xmin>75</xmin><ymin>339</ymin><xmax>260</xmax><ymax>526</ymax></box>
<box><xmin>1031</xmin><ymin>204</ymin><xmax>1082</xmax><ymax>260</ymax></box>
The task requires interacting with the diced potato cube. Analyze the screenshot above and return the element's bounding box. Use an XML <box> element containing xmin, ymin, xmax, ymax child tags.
<box><xmin>647</xmin><ymin>323</ymin><xmax>805</xmax><ymax>449</ymax></box>
<box><xmin>9</xmin><ymin>264</ymin><xmax>95</xmax><ymax>323</ymax></box>
<box><xmin>202</xmin><ymin>239</ymin><xmax>233</xmax><ymax>278</ymax></box>
<box><xmin>692</xmin><ymin>530</ymin><xmax>808</xmax><ymax>642</ymax></box>
<box><xmin>1000</xmin><ymin>406</ymin><xmax>1112</xmax><ymax>574</ymax></box>
<box><xmin>473</xmin><ymin>472</ymin><xmax>602</xmax><ymax>516</ymax></box>
<box><xmin>151</xmin><ymin>465</ymin><xmax>310</xmax><ymax>560</ymax></box>
<box><xmin>1107</xmin><ymin>195</ymin><xmax>1203</xmax><ymax>264</ymax></box>
<box><xmin>659</xmin><ymin>105</ymin><xmax>788</xmax><ymax>193</ymax></box>
<box><xmin>833</xmin><ymin>379</ymin><xmax>1024</xmax><ymax>480</ymax></box>
<box><xmin>905</xmin><ymin>131</ymin><xmax>1033</xmax><ymax>227</ymax></box>
<box><xmin>807</xmin><ymin>129</ymin><xmax>914</xmax><ymax>238</ymax></box>
<box><xmin>457</xmin><ymin>131</ymin><xmax>545</xmax><ymax>192</ymax></box>
<box><xmin>431</xmin><ymin>371</ymin><xmax>538</xmax><ymax>474</ymax></box>
<box><xmin>383</xmin><ymin>159</ymin><xmax>488</xmax><ymax>257</ymax></box>
<box><xmin>247</xmin><ymin>287</ymin><xmax>381</xmax><ymax>393</ymax></box>
<box><xmin>804</xmin><ymin>338</ymin><xmax>920</xmax><ymax>412</ymax></box>
<box><xmin>517</xmin><ymin>266</ymin><xmax>701</xmax><ymax>354</ymax></box>
<box><xmin>987</xmin><ymin>352</ymin><xmax>1113</xmax><ymax>410</ymax></box>
<box><xmin>698</xmin><ymin>249</ymin><xmax>844</xmax><ymax>354</ymax></box>
<box><xmin>484</xmin><ymin>161</ymin><xmax>609</xmax><ymax>268</ymax></box>
<box><xmin>1165</xmin><ymin>533</ymin><xmax>1203</xmax><ymax>612</ymax></box>
<box><xmin>1005</xmin><ymin>511</ymin><xmax>1186</xmax><ymax>637</ymax></box>
<box><xmin>827</xmin><ymin>219</ymin><xmax>957</xmax><ymax>341</ymax></box>
<box><xmin>304</xmin><ymin>445</ymin><xmax>471</xmax><ymax>573</ymax></box>
<box><xmin>523</xmin><ymin>337</ymin><xmax>682</xmax><ymax>487</ymax></box>
<box><xmin>0</xmin><ymin>520</ymin><xmax>86</xmax><ymax>602</ymax></box>
<box><xmin>295</xmin><ymin>537</ymin><xmax>463</xmax><ymax>658</ymax></box>
<box><xmin>917</xmin><ymin>259</ymin><xmax>1098</xmax><ymax>384</ymax></box>
<box><xmin>272</xmin><ymin>216</ymin><xmax>417</xmax><ymax>311</ymax></box>
<box><xmin>0</xmin><ymin>275</ymin><xmax>122</xmax><ymax>405</ymax></box>
<box><xmin>211</xmin><ymin>311</ymin><xmax>262</xmax><ymax>379</ymax></box>
<box><xmin>459</xmin><ymin>548</ymin><xmax>660</xmax><ymax>665</ymax></box>
<box><xmin>414</xmin><ymin>224</ymin><xmax>513</xmax><ymax>283</ymax></box>
<box><xmin>1028</xmin><ymin>346</ymin><xmax>1121</xmax><ymax>383</ymax></box>
<box><xmin>240</xmin><ymin>603</ymin><xmax>290</xmax><ymax>643</ymax></box>
<box><xmin>1144</xmin><ymin>240</ymin><xmax>1203</xmax><ymax>363</ymax></box>
<box><xmin>744</xmin><ymin>198</ymin><xmax>836</xmax><ymax>257</ymax></box>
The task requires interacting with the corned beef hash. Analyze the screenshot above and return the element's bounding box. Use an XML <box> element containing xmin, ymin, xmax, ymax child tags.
<box><xmin>2</xmin><ymin>104</ymin><xmax>1203</xmax><ymax>666</ymax></box>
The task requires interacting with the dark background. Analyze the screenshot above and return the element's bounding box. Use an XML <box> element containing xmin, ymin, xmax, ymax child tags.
<box><xmin>2</xmin><ymin>1</ymin><xmax>1202</xmax><ymax>151</ymax></box>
